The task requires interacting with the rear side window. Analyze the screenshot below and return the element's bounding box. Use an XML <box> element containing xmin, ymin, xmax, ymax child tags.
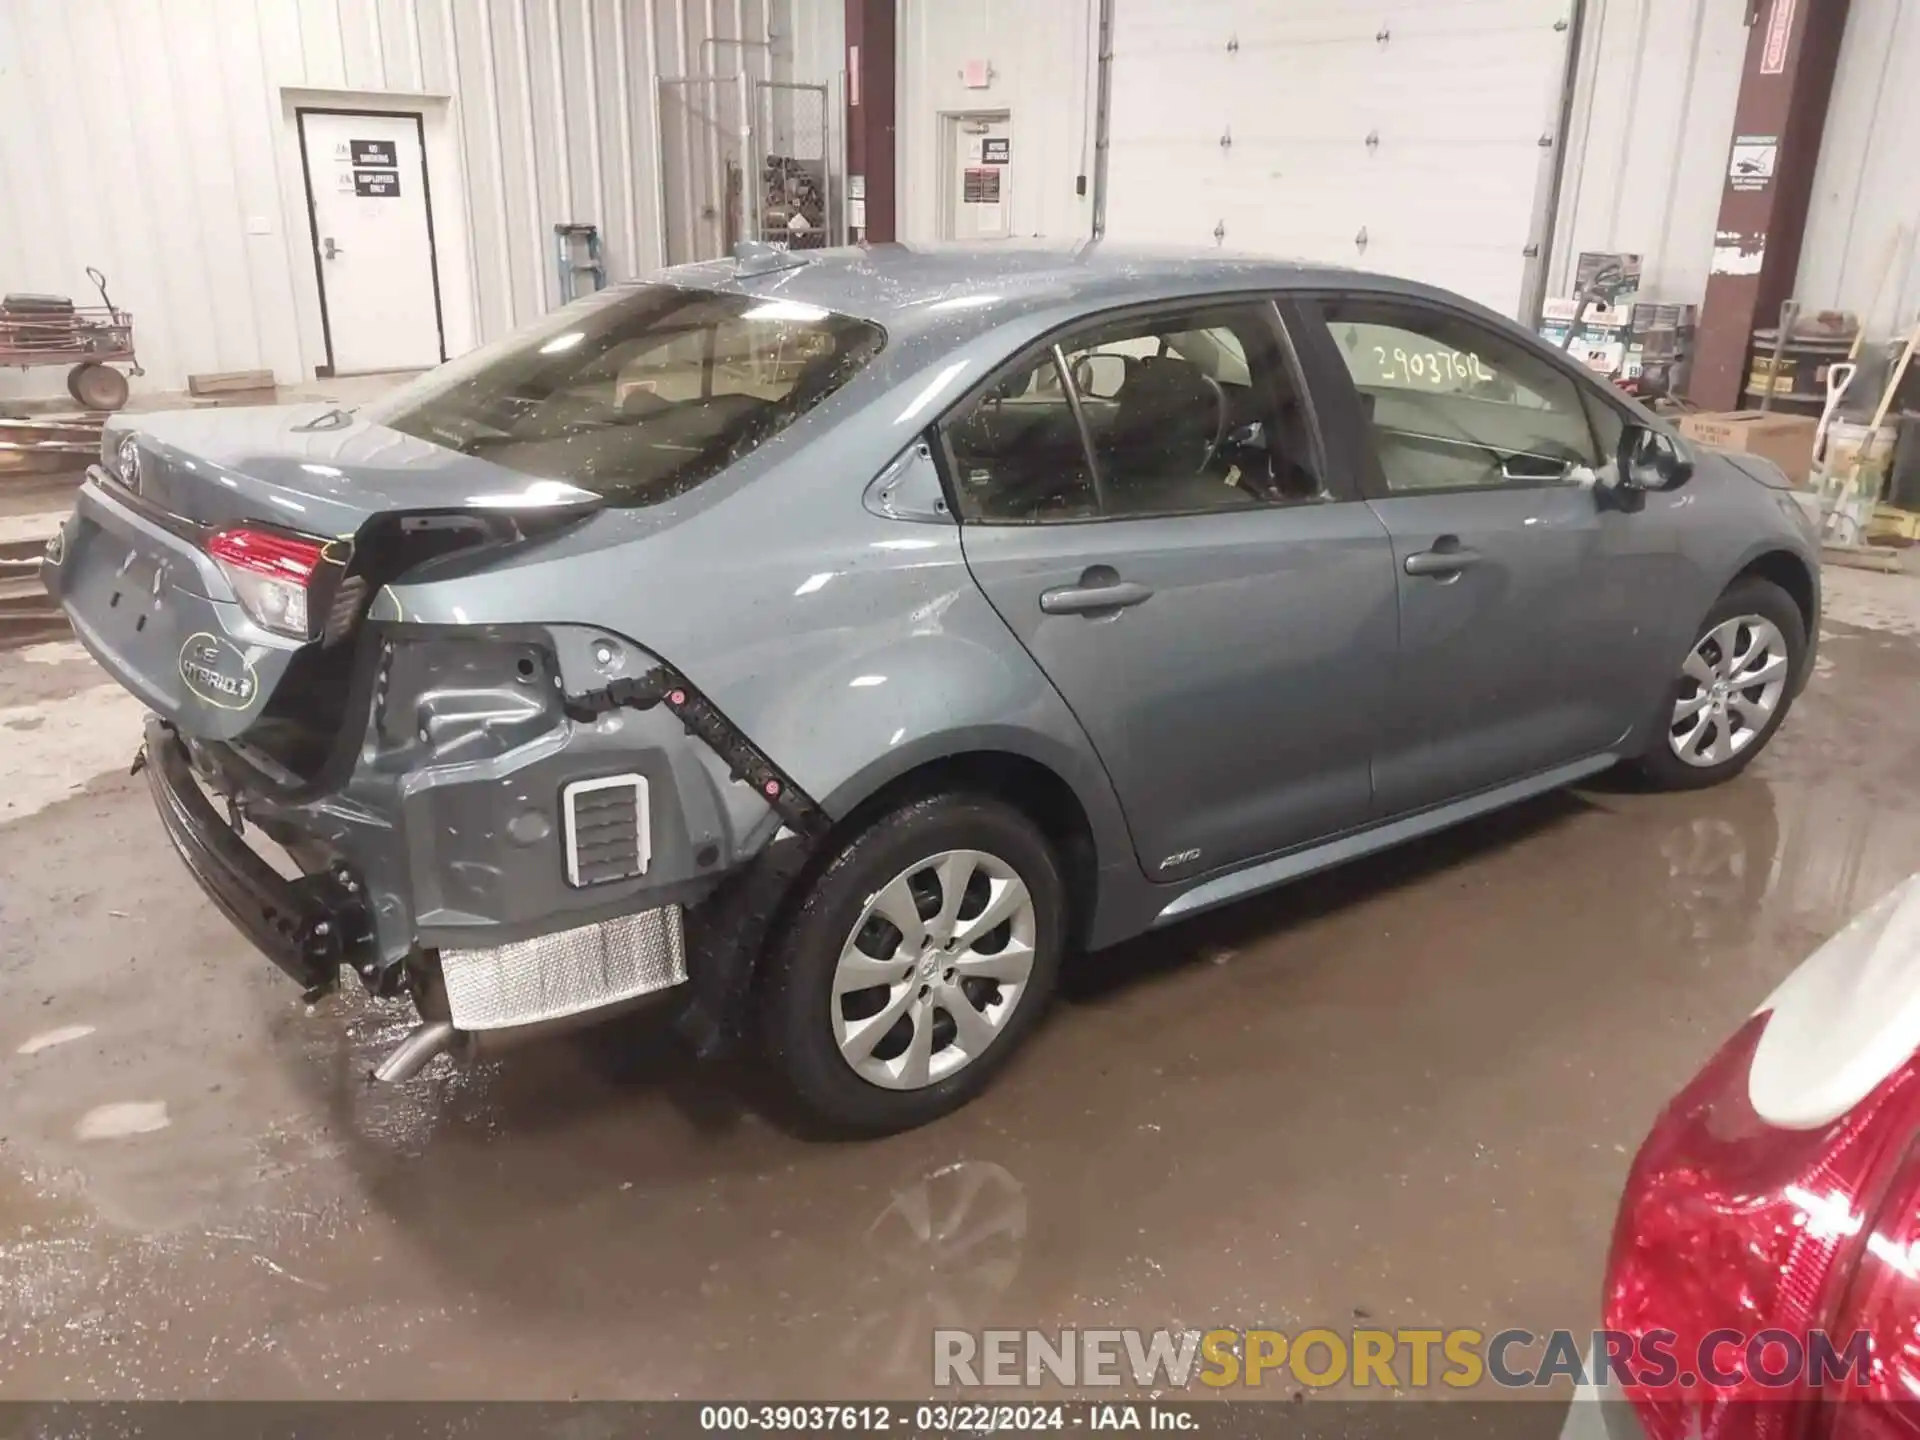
<box><xmin>361</xmin><ymin>286</ymin><xmax>885</xmax><ymax>506</ymax></box>
<box><xmin>942</xmin><ymin>302</ymin><xmax>1323</xmax><ymax>524</ymax></box>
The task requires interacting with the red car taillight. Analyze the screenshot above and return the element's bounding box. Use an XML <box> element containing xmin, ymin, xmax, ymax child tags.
<box><xmin>206</xmin><ymin>526</ymin><xmax>326</xmax><ymax>639</ymax></box>
<box><xmin>1604</xmin><ymin>1014</ymin><xmax>1920</xmax><ymax>1439</ymax></box>
<box><xmin>1825</xmin><ymin>1146</ymin><xmax>1920</xmax><ymax>1432</ymax></box>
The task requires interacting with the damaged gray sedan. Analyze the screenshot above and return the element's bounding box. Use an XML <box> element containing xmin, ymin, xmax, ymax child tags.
<box><xmin>45</xmin><ymin>243</ymin><xmax>1820</xmax><ymax>1132</ymax></box>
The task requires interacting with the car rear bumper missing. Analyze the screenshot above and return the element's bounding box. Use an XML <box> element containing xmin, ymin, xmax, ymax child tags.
<box><xmin>141</xmin><ymin>713</ymin><xmax>713</xmax><ymax>1077</ymax></box>
<box><xmin>141</xmin><ymin>716</ymin><xmax>366</xmax><ymax>995</ymax></box>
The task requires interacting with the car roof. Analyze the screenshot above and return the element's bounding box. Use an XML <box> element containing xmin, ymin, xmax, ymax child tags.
<box><xmin>651</xmin><ymin>241</ymin><xmax>1418</xmax><ymax>338</ymax></box>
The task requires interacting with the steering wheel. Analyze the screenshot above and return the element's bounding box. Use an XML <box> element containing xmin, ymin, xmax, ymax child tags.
<box><xmin>1194</xmin><ymin>373</ymin><xmax>1230</xmax><ymax>475</ymax></box>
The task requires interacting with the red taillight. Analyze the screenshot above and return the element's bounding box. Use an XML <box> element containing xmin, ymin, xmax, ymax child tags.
<box><xmin>205</xmin><ymin>526</ymin><xmax>326</xmax><ymax>638</ymax></box>
<box><xmin>1604</xmin><ymin>1014</ymin><xmax>1920</xmax><ymax>1439</ymax></box>
<box><xmin>1826</xmin><ymin>1147</ymin><xmax>1920</xmax><ymax>1432</ymax></box>
<box><xmin>206</xmin><ymin>526</ymin><xmax>325</xmax><ymax>581</ymax></box>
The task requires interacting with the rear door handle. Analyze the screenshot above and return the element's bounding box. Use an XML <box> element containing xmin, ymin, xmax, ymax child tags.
<box><xmin>1039</xmin><ymin>580</ymin><xmax>1154</xmax><ymax>615</ymax></box>
<box><xmin>1404</xmin><ymin>546</ymin><xmax>1482</xmax><ymax>578</ymax></box>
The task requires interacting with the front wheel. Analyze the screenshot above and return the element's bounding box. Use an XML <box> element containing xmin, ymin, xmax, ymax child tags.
<box><xmin>758</xmin><ymin>793</ymin><xmax>1066</xmax><ymax>1135</ymax></box>
<box><xmin>1634</xmin><ymin>576</ymin><xmax>1806</xmax><ymax>790</ymax></box>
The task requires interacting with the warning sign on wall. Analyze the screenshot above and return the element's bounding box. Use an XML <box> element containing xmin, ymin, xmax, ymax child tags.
<box><xmin>963</xmin><ymin>168</ymin><xmax>1001</xmax><ymax>204</ymax></box>
<box><xmin>1760</xmin><ymin>0</ymin><xmax>1796</xmax><ymax>74</ymax></box>
<box><xmin>1729</xmin><ymin>135</ymin><xmax>1778</xmax><ymax>193</ymax></box>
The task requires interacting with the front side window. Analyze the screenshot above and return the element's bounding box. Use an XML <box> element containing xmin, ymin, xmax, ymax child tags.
<box><xmin>944</xmin><ymin>353</ymin><xmax>1101</xmax><ymax>523</ymax></box>
<box><xmin>1320</xmin><ymin>299</ymin><xmax>1599</xmax><ymax>494</ymax></box>
<box><xmin>943</xmin><ymin>302</ymin><xmax>1323</xmax><ymax>523</ymax></box>
<box><xmin>361</xmin><ymin>286</ymin><xmax>885</xmax><ymax>506</ymax></box>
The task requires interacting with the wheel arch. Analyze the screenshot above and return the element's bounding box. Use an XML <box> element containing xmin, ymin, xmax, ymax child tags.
<box><xmin>1725</xmin><ymin>544</ymin><xmax>1819</xmax><ymax>694</ymax></box>
<box><xmin>820</xmin><ymin>733</ymin><xmax>1131</xmax><ymax>952</ymax></box>
<box><xmin>686</xmin><ymin>737</ymin><xmax>1127</xmax><ymax>1054</ymax></box>
<box><xmin>1590</xmin><ymin>534</ymin><xmax>1818</xmax><ymax>777</ymax></box>
<box><xmin>1730</xmin><ymin>547</ymin><xmax>1817</xmax><ymax>638</ymax></box>
<box><xmin>1630</xmin><ymin>545</ymin><xmax>1812</xmax><ymax>787</ymax></box>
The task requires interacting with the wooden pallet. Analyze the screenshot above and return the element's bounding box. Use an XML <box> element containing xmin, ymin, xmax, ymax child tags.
<box><xmin>1823</xmin><ymin>542</ymin><xmax>1907</xmax><ymax>574</ymax></box>
<box><xmin>1869</xmin><ymin>505</ymin><xmax>1920</xmax><ymax>543</ymax></box>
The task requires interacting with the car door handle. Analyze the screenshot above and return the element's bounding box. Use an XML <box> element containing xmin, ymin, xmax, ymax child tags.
<box><xmin>1404</xmin><ymin>546</ymin><xmax>1482</xmax><ymax>578</ymax></box>
<box><xmin>1039</xmin><ymin>580</ymin><xmax>1154</xmax><ymax>615</ymax></box>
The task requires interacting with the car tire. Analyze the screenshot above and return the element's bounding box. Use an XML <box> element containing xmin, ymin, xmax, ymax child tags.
<box><xmin>758</xmin><ymin>793</ymin><xmax>1066</xmax><ymax>1135</ymax></box>
<box><xmin>1634</xmin><ymin>576</ymin><xmax>1806</xmax><ymax>791</ymax></box>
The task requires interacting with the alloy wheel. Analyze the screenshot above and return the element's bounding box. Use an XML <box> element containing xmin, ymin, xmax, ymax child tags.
<box><xmin>1668</xmin><ymin>614</ymin><xmax>1790</xmax><ymax>768</ymax></box>
<box><xmin>831</xmin><ymin>849</ymin><xmax>1037</xmax><ymax>1090</ymax></box>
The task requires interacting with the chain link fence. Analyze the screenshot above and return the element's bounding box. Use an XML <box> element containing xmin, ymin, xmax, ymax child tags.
<box><xmin>658</xmin><ymin>76</ymin><xmax>836</xmax><ymax>262</ymax></box>
<box><xmin>753</xmin><ymin>81</ymin><xmax>833</xmax><ymax>249</ymax></box>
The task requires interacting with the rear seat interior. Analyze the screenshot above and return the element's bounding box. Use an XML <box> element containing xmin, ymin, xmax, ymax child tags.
<box><xmin>947</xmin><ymin>318</ymin><xmax>1326</xmax><ymax>522</ymax></box>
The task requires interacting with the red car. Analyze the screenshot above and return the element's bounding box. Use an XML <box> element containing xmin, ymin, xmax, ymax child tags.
<box><xmin>1571</xmin><ymin>873</ymin><xmax>1920</xmax><ymax>1438</ymax></box>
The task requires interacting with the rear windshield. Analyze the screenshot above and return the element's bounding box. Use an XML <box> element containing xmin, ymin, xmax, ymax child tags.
<box><xmin>361</xmin><ymin>285</ymin><xmax>885</xmax><ymax>506</ymax></box>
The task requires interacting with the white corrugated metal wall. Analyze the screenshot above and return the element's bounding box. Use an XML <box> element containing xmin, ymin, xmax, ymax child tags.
<box><xmin>6</xmin><ymin>1</ymin><xmax>1915</xmax><ymax>401</ymax></box>
<box><xmin>1548</xmin><ymin>0</ymin><xmax>1749</xmax><ymax>307</ymax></box>
<box><xmin>0</xmin><ymin>0</ymin><xmax>842</xmax><ymax>402</ymax></box>
<box><xmin>1797</xmin><ymin>0</ymin><xmax>1920</xmax><ymax>337</ymax></box>
<box><xmin>895</xmin><ymin>0</ymin><xmax>1099</xmax><ymax>244</ymax></box>
<box><xmin>1555</xmin><ymin>0</ymin><xmax>1920</xmax><ymax>333</ymax></box>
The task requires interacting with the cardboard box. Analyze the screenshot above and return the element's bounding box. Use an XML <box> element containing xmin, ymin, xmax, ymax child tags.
<box><xmin>1678</xmin><ymin>411</ymin><xmax>1819</xmax><ymax>486</ymax></box>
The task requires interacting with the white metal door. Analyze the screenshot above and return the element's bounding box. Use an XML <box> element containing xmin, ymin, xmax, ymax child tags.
<box><xmin>1103</xmin><ymin>0</ymin><xmax>1575</xmax><ymax>318</ymax></box>
<box><xmin>298</xmin><ymin>110</ymin><xmax>444</xmax><ymax>373</ymax></box>
<box><xmin>942</xmin><ymin>113</ymin><xmax>1013</xmax><ymax>241</ymax></box>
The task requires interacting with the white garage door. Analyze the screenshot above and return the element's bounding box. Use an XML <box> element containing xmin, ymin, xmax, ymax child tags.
<box><xmin>1104</xmin><ymin>0</ymin><xmax>1577</xmax><ymax>318</ymax></box>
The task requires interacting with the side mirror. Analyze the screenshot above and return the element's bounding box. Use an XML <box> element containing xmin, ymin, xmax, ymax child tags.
<box><xmin>1071</xmin><ymin>352</ymin><xmax>1127</xmax><ymax>400</ymax></box>
<box><xmin>1619</xmin><ymin>424</ymin><xmax>1695</xmax><ymax>491</ymax></box>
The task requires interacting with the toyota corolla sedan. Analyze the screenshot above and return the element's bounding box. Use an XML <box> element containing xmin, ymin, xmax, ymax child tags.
<box><xmin>44</xmin><ymin>242</ymin><xmax>1820</xmax><ymax>1132</ymax></box>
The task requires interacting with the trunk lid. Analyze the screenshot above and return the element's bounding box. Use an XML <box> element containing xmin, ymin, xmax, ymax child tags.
<box><xmin>95</xmin><ymin>403</ymin><xmax>605</xmax><ymax>533</ymax></box>
<box><xmin>43</xmin><ymin>405</ymin><xmax>601</xmax><ymax>756</ymax></box>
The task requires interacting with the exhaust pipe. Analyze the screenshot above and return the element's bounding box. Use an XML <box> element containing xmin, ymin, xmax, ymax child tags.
<box><xmin>371</xmin><ymin>1020</ymin><xmax>460</xmax><ymax>1082</ymax></box>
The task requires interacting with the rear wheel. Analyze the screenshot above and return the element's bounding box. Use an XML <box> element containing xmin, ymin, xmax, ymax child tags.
<box><xmin>1635</xmin><ymin>576</ymin><xmax>1805</xmax><ymax>790</ymax></box>
<box><xmin>758</xmin><ymin>793</ymin><xmax>1065</xmax><ymax>1134</ymax></box>
<box><xmin>67</xmin><ymin>362</ymin><xmax>129</xmax><ymax>412</ymax></box>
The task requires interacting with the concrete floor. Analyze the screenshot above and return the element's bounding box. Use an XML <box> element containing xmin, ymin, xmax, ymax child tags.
<box><xmin>3</xmin><ymin>567</ymin><xmax>1920</xmax><ymax>1401</ymax></box>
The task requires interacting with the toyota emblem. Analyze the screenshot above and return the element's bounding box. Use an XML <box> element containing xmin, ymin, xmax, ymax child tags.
<box><xmin>116</xmin><ymin>433</ymin><xmax>141</xmax><ymax>494</ymax></box>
